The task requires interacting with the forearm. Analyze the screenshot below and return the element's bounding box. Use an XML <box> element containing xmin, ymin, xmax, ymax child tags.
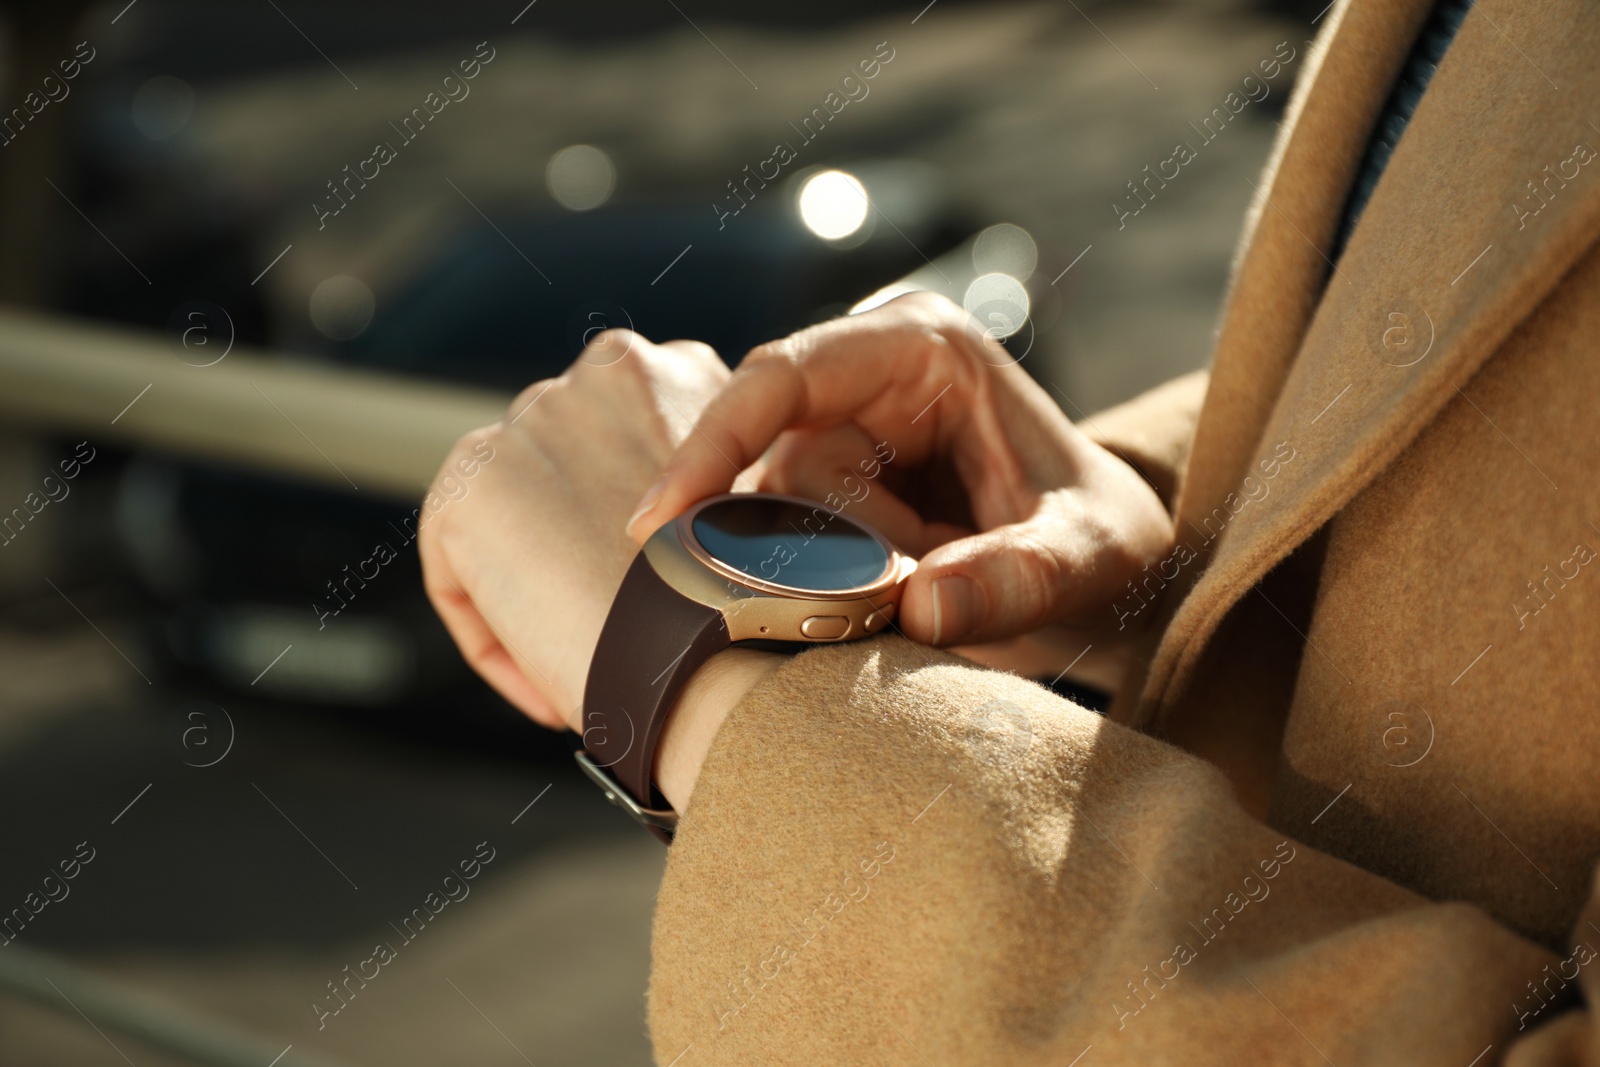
<box><xmin>653</xmin><ymin>647</ymin><xmax>787</xmax><ymax>813</ymax></box>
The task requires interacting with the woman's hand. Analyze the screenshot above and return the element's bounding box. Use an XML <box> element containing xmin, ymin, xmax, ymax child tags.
<box><xmin>418</xmin><ymin>330</ymin><xmax>734</xmax><ymax>732</ymax></box>
<box><xmin>626</xmin><ymin>292</ymin><xmax>1176</xmax><ymax>650</ymax></box>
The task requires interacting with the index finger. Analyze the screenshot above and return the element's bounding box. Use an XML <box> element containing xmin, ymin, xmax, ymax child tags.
<box><xmin>624</xmin><ymin>292</ymin><xmax>976</xmax><ymax>543</ymax></box>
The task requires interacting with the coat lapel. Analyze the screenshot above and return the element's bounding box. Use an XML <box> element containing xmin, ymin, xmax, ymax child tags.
<box><xmin>1137</xmin><ymin>0</ymin><xmax>1600</xmax><ymax>724</ymax></box>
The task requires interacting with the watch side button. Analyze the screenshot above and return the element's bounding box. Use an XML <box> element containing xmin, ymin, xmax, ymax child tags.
<box><xmin>864</xmin><ymin>604</ymin><xmax>894</xmax><ymax>632</ymax></box>
<box><xmin>800</xmin><ymin>614</ymin><xmax>851</xmax><ymax>640</ymax></box>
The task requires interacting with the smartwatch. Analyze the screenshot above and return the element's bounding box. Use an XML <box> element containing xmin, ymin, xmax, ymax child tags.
<box><xmin>576</xmin><ymin>491</ymin><xmax>915</xmax><ymax>842</ymax></box>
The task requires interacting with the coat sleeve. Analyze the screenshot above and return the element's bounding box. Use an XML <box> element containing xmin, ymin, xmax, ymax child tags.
<box><xmin>1079</xmin><ymin>369</ymin><xmax>1210</xmax><ymax>508</ymax></box>
<box><xmin>647</xmin><ymin>636</ymin><xmax>1588</xmax><ymax>1066</ymax></box>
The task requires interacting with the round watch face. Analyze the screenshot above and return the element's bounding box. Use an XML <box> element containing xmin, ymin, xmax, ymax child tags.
<box><xmin>687</xmin><ymin>495</ymin><xmax>893</xmax><ymax>593</ymax></box>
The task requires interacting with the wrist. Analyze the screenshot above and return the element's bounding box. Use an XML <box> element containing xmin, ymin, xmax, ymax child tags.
<box><xmin>653</xmin><ymin>647</ymin><xmax>787</xmax><ymax>813</ymax></box>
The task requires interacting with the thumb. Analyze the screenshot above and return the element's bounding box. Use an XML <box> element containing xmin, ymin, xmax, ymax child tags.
<box><xmin>899</xmin><ymin>507</ymin><xmax>1110</xmax><ymax>647</ymax></box>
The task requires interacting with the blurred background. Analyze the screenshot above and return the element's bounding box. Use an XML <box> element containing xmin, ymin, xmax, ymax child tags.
<box><xmin>0</xmin><ymin>0</ymin><xmax>1319</xmax><ymax>1063</ymax></box>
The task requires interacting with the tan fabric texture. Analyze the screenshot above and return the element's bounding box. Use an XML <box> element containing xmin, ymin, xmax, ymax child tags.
<box><xmin>649</xmin><ymin>0</ymin><xmax>1600</xmax><ymax>1062</ymax></box>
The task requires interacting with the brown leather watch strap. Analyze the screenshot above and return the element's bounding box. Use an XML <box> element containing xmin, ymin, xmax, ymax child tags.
<box><xmin>579</xmin><ymin>549</ymin><xmax>729</xmax><ymax>842</ymax></box>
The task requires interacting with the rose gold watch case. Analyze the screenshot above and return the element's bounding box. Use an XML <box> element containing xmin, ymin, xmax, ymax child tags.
<box><xmin>642</xmin><ymin>492</ymin><xmax>916</xmax><ymax>644</ymax></box>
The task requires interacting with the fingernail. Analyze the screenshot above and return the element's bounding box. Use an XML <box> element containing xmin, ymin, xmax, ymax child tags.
<box><xmin>625</xmin><ymin>475</ymin><xmax>669</xmax><ymax>539</ymax></box>
<box><xmin>930</xmin><ymin>575</ymin><xmax>983</xmax><ymax>646</ymax></box>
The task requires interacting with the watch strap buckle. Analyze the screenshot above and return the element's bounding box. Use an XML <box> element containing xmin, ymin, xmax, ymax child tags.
<box><xmin>573</xmin><ymin>748</ymin><xmax>679</xmax><ymax>838</ymax></box>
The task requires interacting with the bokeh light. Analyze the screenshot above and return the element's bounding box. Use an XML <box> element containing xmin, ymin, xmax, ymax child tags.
<box><xmin>798</xmin><ymin>170</ymin><xmax>870</xmax><ymax>240</ymax></box>
<box><xmin>972</xmin><ymin>223</ymin><xmax>1038</xmax><ymax>281</ymax></box>
<box><xmin>963</xmin><ymin>272</ymin><xmax>1031</xmax><ymax>340</ymax></box>
<box><xmin>546</xmin><ymin>144</ymin><xmax>616</xmax><ymax>211</ymax></box>
<box><xmin>131</xmin><ymin>75</ymin><xmax>195</xmax><ymax>140</ymax></box>
<box><xmin>309</xmin><ymin>275</ymin><xmax>375</xmax><ymax>340</ymax></box>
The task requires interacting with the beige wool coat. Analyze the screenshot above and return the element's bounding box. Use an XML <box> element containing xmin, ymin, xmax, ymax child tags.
<box><xmin>648</xmin><ymin>0</ymin><xmax>1600</xmax><ymax>1062</ymax></box>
